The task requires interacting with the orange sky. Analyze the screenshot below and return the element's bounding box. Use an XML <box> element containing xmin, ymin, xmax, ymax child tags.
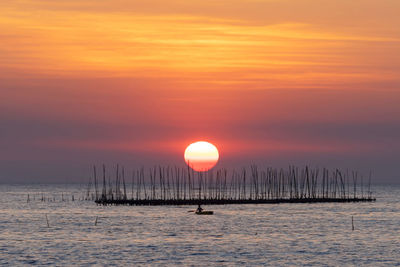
<box><xmin>1</xmin><ymin>0</ymin><xmax>400</xmax><ymax>183</ymax></box>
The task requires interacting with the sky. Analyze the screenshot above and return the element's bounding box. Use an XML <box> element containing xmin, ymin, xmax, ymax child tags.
<box><xmin>1</xmin><ymin>0</ymin><xmax>399</xmax><ymax>184</ymax></box>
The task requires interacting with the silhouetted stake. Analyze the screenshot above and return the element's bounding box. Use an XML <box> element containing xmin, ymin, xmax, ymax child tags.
<box><xmin>89</xmin><ymin>165</ymin><xmax>375</xmax><ymax>206</ymax></box>
<box><xmin>353</xmin><ymin>171</ymin><xmax>357</xmax><ymax>198</ymax></box>
<box><xmin>108</xmin><ymin>175</ymin><xmax>112</xmax><ymax>200</ymax></box>
<box><xmin>102</xmin><ymin>164</ymin><xmax>107</xmax><ymax>200</ymax></box>
<box><xmin>368</xmin><ymin>171</ymin><xmax>372</xmax><ymax>199</ymax></box>
<box><xmin>361</xmin><ymin>175</ymin><xmax>364</xmax><ymax>198</ymax></box>
<box><xmin>352</xmin><ymin>216</ymin><xmax>354</xmax><ymax>231</ymax></box>
<box><xmin>242</xmin><ymin>168</ymin><xmax>246</xmax><ymax>200</ymax></box>
<box><xmin>122</xmin><ymin>167</ymin><xmax>127</xmax><ymax>200</ymax></box>
<box><xmin>94</xmin><ymin>216</ymin><xmax>98</xmax><ymax>226</ymax></box>
<box><xmin>131</xmin><ymin>170</ymin><xmax>135</xmax><ymax>199</ymax></box>
<box><xmin>45</xmin><ymin>214</ymin><xmax>50</xmax><ymax>228</ymax></box>
<box><xmin>93</xmin><ymin>165</ymin><xmax>98</xmax><ymax>201</ymax></box>
<box><xmin>115</xmin><ymin>164</ymin><xmax>119</xmax><ymax>200</ymax></box>
<box><xmin>143</xmin><ymin>168</ymin><xmax>148</xmax><ymax>199</ymax></box>
<box><xmin>86</xmin><ymin>175</ymin><xmax>92</xmax><ymax>200</ymax></box>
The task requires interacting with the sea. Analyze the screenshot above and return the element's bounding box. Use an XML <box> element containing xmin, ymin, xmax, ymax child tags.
<box><xmin>0</xmin><ymin>184</ymin><xmax>399</xmax><ymax>266</ymax></box>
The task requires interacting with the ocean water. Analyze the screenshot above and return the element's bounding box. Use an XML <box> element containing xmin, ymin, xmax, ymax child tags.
<box><xmin>0</xmin><ymin>184</ymin><xmax>399</xmax><ymax>266</ymax></box>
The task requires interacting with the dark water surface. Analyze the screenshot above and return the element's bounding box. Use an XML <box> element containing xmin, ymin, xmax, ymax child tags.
<box><xmin>0</xmin><ymin>184</ymin><xmax>399</xmax><ymax>266</ymax></box>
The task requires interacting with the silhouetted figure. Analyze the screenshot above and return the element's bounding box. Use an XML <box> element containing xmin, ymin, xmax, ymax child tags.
<box><xmin>196</xmin><ymin>204</ymin><xmax>203</xmax><ymax>213</ymax></box>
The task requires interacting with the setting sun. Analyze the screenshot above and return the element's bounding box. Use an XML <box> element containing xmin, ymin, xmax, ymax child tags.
<box><xmin>184</xmin><ymin>141</ymin><xmax>219</xmax><ymax>172</ymax></box>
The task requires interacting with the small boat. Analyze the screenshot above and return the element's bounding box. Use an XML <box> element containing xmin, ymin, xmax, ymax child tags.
<box><xmin>195</xmin><ymin>210</ymin><xmax>214</xmax><ymax>215</ymax></box>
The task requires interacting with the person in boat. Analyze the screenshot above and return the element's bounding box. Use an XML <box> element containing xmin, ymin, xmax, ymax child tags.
<box><xmin>196</xmin><ymin>204</ymin><xmax>203</xmax><ymax>213</ymax></box>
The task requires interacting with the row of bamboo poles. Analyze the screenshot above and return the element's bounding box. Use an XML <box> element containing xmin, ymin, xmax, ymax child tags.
<box><xmin>87</xmin><ymin>165</ymin><xmax>374</xmax><ymax>204</ymax></box>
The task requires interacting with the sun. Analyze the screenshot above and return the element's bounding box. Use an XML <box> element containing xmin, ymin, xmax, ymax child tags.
<box><xmin>184</xmin><ymin>141</ymin><xmax>219</xmax><ymax>172</ymax></box>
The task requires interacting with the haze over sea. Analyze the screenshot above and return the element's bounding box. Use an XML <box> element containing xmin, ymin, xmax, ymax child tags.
<box><xmin>0</xmin><ymin>184</ymin><xmax>398</xmax><ymax>266</ymax></box>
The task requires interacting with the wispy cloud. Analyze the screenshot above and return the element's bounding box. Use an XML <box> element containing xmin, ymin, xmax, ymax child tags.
<box><xmin>1</xmin><ymin>1</ymin><xmax>399</xmax><ymax>90</ymax></box>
